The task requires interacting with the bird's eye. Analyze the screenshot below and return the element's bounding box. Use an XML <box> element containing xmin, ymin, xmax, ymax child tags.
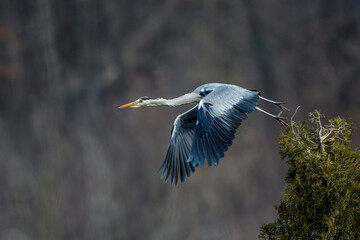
<box><xmin>138</xmin><ymin>100</ymin><xmax>143</xmax><ymax>103</ymax></box>
<box><xmin>200</xmin><ymin>88</ymin><xmax>212</xmax><ymax>97</ymax></box>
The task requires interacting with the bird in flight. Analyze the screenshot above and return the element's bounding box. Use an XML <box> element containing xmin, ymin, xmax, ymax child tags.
<box><xmin>119</xmin><ymin>83</ymin><xmax>289</xmax><ymax>185</ymax></box>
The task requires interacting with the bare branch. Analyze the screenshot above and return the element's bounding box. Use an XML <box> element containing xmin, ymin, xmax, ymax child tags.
<box><xmin>291</xmin><ymin>106</ymin><xmax>300</xmax><ymax>136</ymax></box>
<box><xmin>318</xmin><ymin>121</ymin><xmax>344</xmax><ymax>153</ymax></box>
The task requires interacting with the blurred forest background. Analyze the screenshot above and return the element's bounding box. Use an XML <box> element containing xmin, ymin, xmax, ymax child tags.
<box><xmin>1</xmin><ymin>0</ymin><xmax>360</xmax><ymax>239</ymax></box>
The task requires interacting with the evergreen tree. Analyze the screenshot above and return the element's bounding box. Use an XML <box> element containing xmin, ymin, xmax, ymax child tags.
<box><xmin>260</xmin><ymin>111</ymin><xmax>360</xmax><ymax>239</ymax></box>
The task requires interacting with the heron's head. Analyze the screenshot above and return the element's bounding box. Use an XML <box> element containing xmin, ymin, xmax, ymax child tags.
<box><xmin>119</xmin><ymin>97</ymin><xmax>156</xmax><ymax>108</ymax></box>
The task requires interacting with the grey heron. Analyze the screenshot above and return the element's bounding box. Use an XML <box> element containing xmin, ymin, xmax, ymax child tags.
<box><xmin>119</xmin><ymin>83</ymin><xmax>289</xmax><ymax>185</ymax></box>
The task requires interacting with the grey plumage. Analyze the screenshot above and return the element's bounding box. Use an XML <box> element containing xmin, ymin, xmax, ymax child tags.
<box><xmin>120</xmin><ymin>83</ymin><xmax>289</xmax><ymax>185</ymax></box>
<box><xmin>158</xmin><ymin>106</ymin><xmax>198</xmax><ymax>183</ymax></box>
<box><xmin>159</xmin><ymin>84</ymin><xmax>260</xmax><ymax>184</ymax></box>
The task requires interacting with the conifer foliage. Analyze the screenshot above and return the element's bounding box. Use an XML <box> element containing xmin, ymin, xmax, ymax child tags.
<box><xmin>260</xmin><ymin>111</ymin><xmax>360</xmax><ymax>239</ymax></box>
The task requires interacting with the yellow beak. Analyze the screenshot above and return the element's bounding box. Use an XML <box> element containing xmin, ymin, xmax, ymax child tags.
<box><xmin>119</xmin><ymin>102</ymin><xmax>136</xmax><ymax>108</ymax></box>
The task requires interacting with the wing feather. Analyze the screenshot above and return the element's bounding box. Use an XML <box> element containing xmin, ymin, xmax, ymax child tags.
<box><xmin>188</xmin><ymin>85</ymin><xmax>259</xmax><ymax>168</ymax></box>
<box><xmin>159</xmin><ymin>84</ymin><xmax>259</xmax><ymax>184</ymax></box>
<box><xmin>158</xmin><ymin>106</ymin><xmax>198</xmax><ymax>185</ymax></box>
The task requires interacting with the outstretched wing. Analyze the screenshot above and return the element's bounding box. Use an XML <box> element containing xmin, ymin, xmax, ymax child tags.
<box><xmin>158</xmin><ymin>106</ymin><xmax>198</xmax><ymax>185</ymax></box>
<box><xmin>188</xmin><ymin>85</ymin><xmax>259</xmax><ymax>168</ymax></box>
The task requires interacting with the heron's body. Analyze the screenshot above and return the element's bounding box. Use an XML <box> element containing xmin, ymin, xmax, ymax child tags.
<box><xmin>120</xmin><ymin>83</ymin><xmax>288</xmax><ymax>185</ymax></box>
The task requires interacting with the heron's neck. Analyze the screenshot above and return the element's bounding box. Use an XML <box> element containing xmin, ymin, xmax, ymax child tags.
<box><xmin>150</xmin><ymin>93</ymin><xmax>202</xmax><ymax>107</ymax></box>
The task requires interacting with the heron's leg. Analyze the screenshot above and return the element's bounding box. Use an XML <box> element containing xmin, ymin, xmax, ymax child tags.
<box><xmin>259</xmin><ymin>96</ymin><xmax>290</xmax><ymax>112</ymax></box>
<box><xmin>255</xmin><ymin>107</ymin><xmax>289</xmax><ymax>126</ymax></box>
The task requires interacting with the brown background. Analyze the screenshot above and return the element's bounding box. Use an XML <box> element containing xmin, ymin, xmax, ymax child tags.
<box><xmin>0</xmin><ymin>0</ymin><xmax>359</xmax><ymax>239</ymax></box>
